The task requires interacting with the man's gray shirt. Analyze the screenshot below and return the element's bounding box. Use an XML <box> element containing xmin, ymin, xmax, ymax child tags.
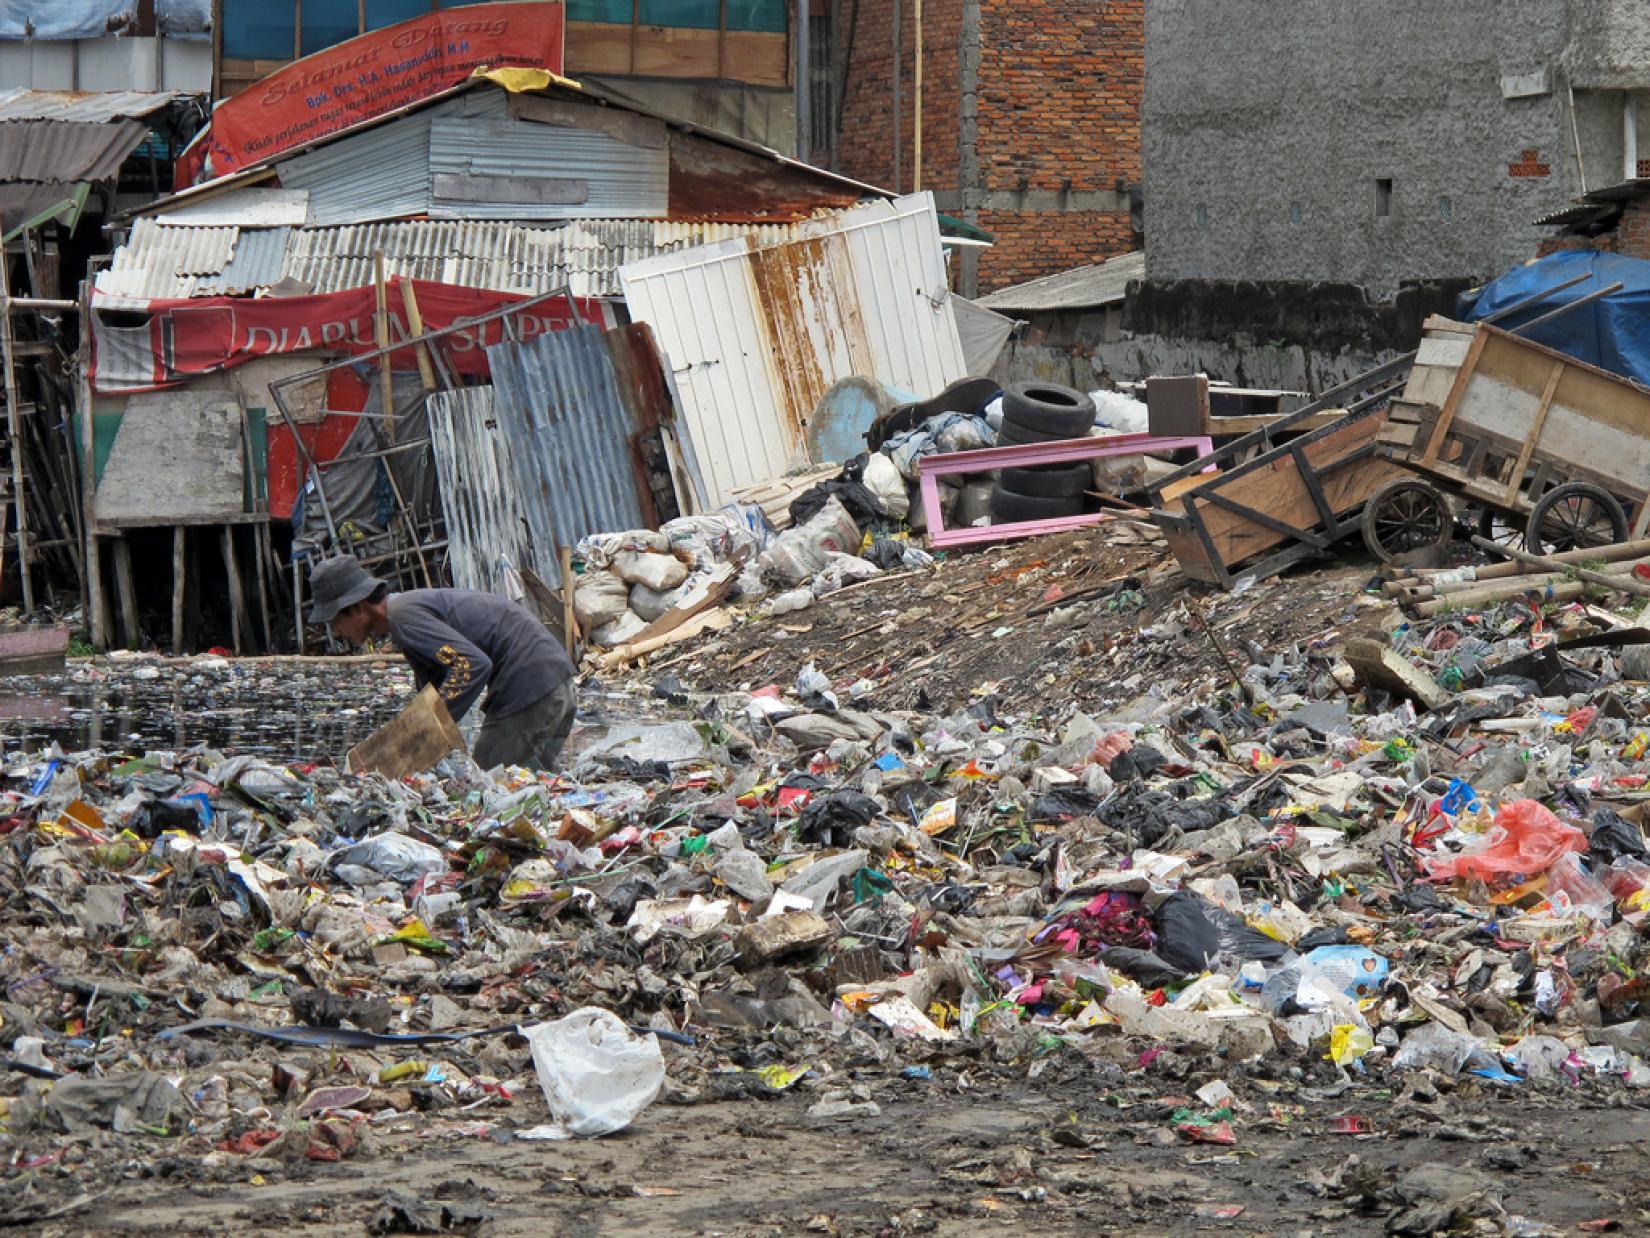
<box><xmin>386</xmin><ymin>589</ymin><xmax>574</xmax><ymax>721</ymax></box>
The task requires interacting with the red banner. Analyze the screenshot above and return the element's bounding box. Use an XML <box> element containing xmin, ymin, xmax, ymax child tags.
<box><xmin>90</xmin><ymin>278</ymin><xmax>611</xmax><ymax>394</ymax></box>
<box><xmin>177</xmin><ymin>2</ymin><xmax>564</xmax><ymax>187</ymax></box>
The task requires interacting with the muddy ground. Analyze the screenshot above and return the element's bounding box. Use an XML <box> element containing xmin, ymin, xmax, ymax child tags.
<box><xmin>41</xmin><ymin>1076</ymin><xmax>1650</xmax><ymax>1236</ymax></box>
<box><xmin>9</xmin><ymin>535</ymin><xmax>1648</xmax><ymax>1235</ymax></box>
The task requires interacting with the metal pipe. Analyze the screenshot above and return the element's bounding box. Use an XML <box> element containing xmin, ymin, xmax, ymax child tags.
<box><xmin>892</xmin><ymin>0</ymin><xmax>901</xmax><ymax>192</ymax></box>
<box><xmin>913</xmin><ymin>0</ymin><xmax>923</xmax><ymax>189</ymax></box>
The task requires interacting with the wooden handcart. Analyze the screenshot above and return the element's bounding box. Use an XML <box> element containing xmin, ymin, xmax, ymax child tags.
<box><xmin>1363</xmin><ymin>319</ymin><xmax>1650</xmax><ymax>562</ymax></box>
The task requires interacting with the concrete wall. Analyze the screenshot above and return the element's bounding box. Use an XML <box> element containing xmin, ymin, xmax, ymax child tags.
<box><xmin>1143</xmin><ymin>0</ymin><xmax>1580</xmax><ymax>297</ymax></box>
<box><xmin>0</xmin><ymin>37</ymin><xmax>210</xmax><ymax>91</ymax></box>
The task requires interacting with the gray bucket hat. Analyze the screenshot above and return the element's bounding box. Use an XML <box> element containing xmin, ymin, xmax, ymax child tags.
<box><xmin>306</xmin><ymin>556</ymin><xmax>386</xmax><ymax>625</ymax></box>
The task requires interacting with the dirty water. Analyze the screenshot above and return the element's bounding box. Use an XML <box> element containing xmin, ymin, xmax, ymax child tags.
<box><xmin>0</xmin><ymin>663</ymin><xmax>413</xmax><ymax>763</ymax></box>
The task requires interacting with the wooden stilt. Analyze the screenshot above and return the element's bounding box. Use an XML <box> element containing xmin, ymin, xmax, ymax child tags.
<box><xmin>113</xmin><ymin>535</ymin><xmax>138</xmax><ymax>649</ymax></box>
<box><xmin>171</xmin><ymin>525</ymin><xmax>186</xmax><ymax>653</ymax></box>
<box><xmin>221</xmin><ymin>525</ymin><xmax>248</xmax><ymax>655</ymax></box>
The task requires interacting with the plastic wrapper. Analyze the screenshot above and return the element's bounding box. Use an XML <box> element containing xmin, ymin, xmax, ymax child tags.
<box><xmin>811</xmin><ymin>552</ymin><xmax>881</xmax><ymax>598</ymax></box>
<box><xmin>1090</xmin><ymin>389</ymin><xmax>1148</xmax><ymax>434</ymax></box>
<box><xmin>767</xmin><ymin>588</ymin><xmax>815</xmax><ymax>616</ymax></box>
<box><xmin>332</xmin><ymin>832</ymin><xmax>448</xmax><ymax>885</ymax></box>
<box><xmin>1422</xmin><ymin>798</ymin><xmax>1587</xmax><ymax>882</ymax></box>
<box><xmin>1301</xmin><ymin>945</ymin><xmax>1389</xmax><ymax>998</ymax></box>
<box><xmin>1542</xmin><ymin>852</ymin><xmax>1613</xmax><ymax>921</ymax></box>
<box><xmin>1390</xmin><ymin>1022</ymin><xmax>1489</xmax><ymax>1075</ymax></box>
<box><xmin>520</xmin><ymin>1008</ymin><xmax>664</xmax><ymax>1138</ymax></box>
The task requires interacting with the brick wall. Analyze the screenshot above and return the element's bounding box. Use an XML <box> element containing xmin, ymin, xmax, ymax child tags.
<box><xmin>833</xmin><ymin>0</ymin><xmax>963</xmax><ymax>194</ymax></box>
<box><xmin>834</xmin><ymin>0</ymin><xmax>1141</xmax><ymax>294</ymax></box>
<box><xmin>1613</xmin><ymin>198</ymin><xmax>1650</xmax><ymax>259</ymax></box>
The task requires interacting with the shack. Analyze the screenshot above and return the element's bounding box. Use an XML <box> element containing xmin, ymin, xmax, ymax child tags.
<box><xmin>84</xmin><ymin>66</ymin><xmax>900</xmax><ymax>653</ymax></box>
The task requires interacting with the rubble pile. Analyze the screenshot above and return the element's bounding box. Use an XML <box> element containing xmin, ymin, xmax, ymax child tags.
<box><xmin>10</xmin><ymin>531</ymin><xmax>1650</xmax><ymax>1229</ymax></box>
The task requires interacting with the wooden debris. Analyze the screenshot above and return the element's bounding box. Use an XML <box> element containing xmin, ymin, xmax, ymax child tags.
<box><xmin>597</xmin><ymin>607</ymin><xmax>732</xmax><ymax>669</ymax></box>
<box><xmin>346</xmin><ymin>685</ymin><xmax>466</xmax><ymax>778</ymax></box>
<box><xmin>1469</xmin><ymin>534</ymin><xmax>1650</xmax><ymax>599</ymax></box>
<box><xmin>736</xmin><ymin>910</ymin><xmax>833</xmax><ymax>964</ymax></box>
<box><xmin>1343</xmin><ymin>637</ymin><xmax>1449</xmax><ymax>711</ymax></box>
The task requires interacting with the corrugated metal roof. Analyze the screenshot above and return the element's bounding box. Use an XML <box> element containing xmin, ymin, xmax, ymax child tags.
<box><xmin>278</xmin><ymin>113</ymin><xmax>433</xmax><ymax>227</ymax></box>
<box><xmin>280</xmin><ymin>217</ymin><xmax>804</xmax><ymax>298</ymax></box>
<box><xmin>428</xmin><ymin>116</ymin><xmax>669</xmax><ymax>221</ymax></box>
<box><xmin>426</xmin><ymin>385</ymin><xmax>539</xmax><ymax>594</ymax></box>
<box><xmin>197</xmin><ymin>226</ymin><xmax>289</xmax><ymax>295</ymax></box>
<box><xmin>486</xmin><ymin>324</ymin><xmax>652</xmax><ymax>585</ymax></box>
<box><xmin>0</xmin><ymin>89</ymin><xmax>185</xmax><ymax>122</ymax></box>
<box><xmin>977</xmin><ymin>250</ymin><xmax>1146</xmax><ymax>313</ymax></box>
<box><xmin>0</xmin><ymin>118</ymin><xmax>149</xmax><ymax>182</ymax></box>
<box><xmin>620</xmin><ymin>191</ymin><xmax>966</xmax><ymax>505</ymax></box>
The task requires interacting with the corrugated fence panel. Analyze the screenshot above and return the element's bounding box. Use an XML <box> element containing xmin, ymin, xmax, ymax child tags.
<box><xmin>426</xmin><ymin>385</ymin><xmax>539</xmax><ymax>593</ymax></box>
<box><xmin>428</xmin><ymin>116</ymin><xmax>669</xmax><ymax>221</ymax></box>
<box><xmin>618</xmin><ymin>192</ymin><xmax>964</xmax><ymax>503</ymax></box>
<box><xmin>619</xmin><ymin>236</ymin><xmax>797</xmax><ymax>505</ymax></box>
<box><xmin>279</xmin><ymin>114</ymin><xmax>433</xmax><ymax>226</ymax></box>
<box><xmin>487</xmin><ymin>324</ymin><xmax>649</xmax><ymax>585</ymax></box>
<box><xmin>821</xmin><ymin>193</ymin><xmax>967</xmax><ymax>402</ymax></box>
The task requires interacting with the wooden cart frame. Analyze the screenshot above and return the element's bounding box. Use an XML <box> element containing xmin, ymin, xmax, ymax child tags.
<box><xmin>1370</xmin><ymin>319</ymin><xmax>1650</xmax><ymax>559</ymax></box>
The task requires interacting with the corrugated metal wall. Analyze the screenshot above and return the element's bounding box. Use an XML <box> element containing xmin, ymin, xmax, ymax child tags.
<box><xmin>429</xmin><ymin>117</ymin><xmax>669</xmax><ymax>221</ymax></box>
<box><xmin>278</xmin><ymin>113</ymin><xmax>434</xmax><ymax>226</ymax></box>
<box><xmin>618</xmin><ymin>192</ymin><xmax>967</xmax><ymax>505</ymax></box>
<box><xmin>426</xmin><ymin>385</ymin><xmax>537</xmax><ymax>594</ymax></box>
<box><xmin>485</xmin><ymin>325</ymin><xmax>652</xmax><ymax>585</ymax></box>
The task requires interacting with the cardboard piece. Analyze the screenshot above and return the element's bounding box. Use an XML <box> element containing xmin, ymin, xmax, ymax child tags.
<box><xmin>346</xmin><ymin>685</ymin><xmax>466</xmax><ymax>778</ymax></box>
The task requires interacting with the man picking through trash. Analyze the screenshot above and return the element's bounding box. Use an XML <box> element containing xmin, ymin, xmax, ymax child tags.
<box><xmin>308</xmin><ymin>556</ymin><xmax>578</xmax><ymax>772</ymax></box>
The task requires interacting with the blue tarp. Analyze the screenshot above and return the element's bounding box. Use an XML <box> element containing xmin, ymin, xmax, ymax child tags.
<box><xmin>1459</xmin><ymin>249</ymin><xmax>1650</xmax><ymax>387</ymax></box>
<box><xmin>0</xmin><ymin>0</ymin><xmax>209</xmax><ymax>41</ymax></box>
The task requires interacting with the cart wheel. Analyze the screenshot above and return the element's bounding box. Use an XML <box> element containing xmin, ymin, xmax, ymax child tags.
<box><xmin>1362</xmin><ymin>479</ymin><xmax>1453</xmax><ymax>562</ymax></box>
<box><xmin>1526</xmin><ymin>482</ymin><xmax>1627</xmax><ymax>555</ymax></box>
<box><xmin>1476</xmin><ymin>506</ymin><xmax>1523</xmax><ymax>549</ymax></box>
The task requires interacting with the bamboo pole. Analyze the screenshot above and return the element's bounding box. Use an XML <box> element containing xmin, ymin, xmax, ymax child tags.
<box><xmin>1470</xmin><ymin>534</ymin><xmax>1650</xmax><ymax>598</ymax></box>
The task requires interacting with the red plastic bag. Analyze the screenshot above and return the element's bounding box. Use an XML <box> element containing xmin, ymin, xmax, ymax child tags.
<box><xmin>1423</xmin><ymin>799</ymin><xmax>1586</xmax><ymax>882</ymax></box>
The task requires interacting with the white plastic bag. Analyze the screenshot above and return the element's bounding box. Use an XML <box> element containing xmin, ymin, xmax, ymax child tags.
<box><xmin>590</xmin><ymin>611</ymin><xmax>647</xmax><ymax>648</ymax></box>
<box><xmin>758</xmin><ymin>496</ymin><xmax>861</xmax><ymax>584</ymax></box>
<box><xmin>576</xmin><ymin>530</ymin><xmax>668</xmax><ymax>568</ymax></box>
<box><xmin>574</xmin><ymin>572</ymin><xmax>631</xmax><ymax>630</ymax></box>
<box><xmin>862</xmin><ymin>451</ymin><xmax>910</xmax><ymax>521</ymax></box>
<box><xmin>520</xmin><ymin>1007</ymin><xmax>665</xmax><ymax>1138</ymax></box>
<box><xmin>612</xmin><ymin>550</ymin><xmax>688</xmax><ymax>591</ymax></box>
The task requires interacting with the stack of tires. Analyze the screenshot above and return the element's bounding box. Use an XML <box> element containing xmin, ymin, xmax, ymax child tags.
<box><xmin>991</xmin><ymin>381</ymin><xmax>1097</xmax><ymax>523</ymax></box>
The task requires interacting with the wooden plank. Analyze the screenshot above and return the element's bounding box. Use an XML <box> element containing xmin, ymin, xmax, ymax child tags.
<box><xmin>1414</xmin><ymin>335</ymin><xmax>1473</xmax><ymax>368</ymax></box>
<box><xmin>1420</xmin><ymin>327</ymin><xmax>1490</xmax><ymax>465</ymax></box>
<box><xmin>221</xmin><ymin>525</ymin><xmax>248</xmax><ymax>656</ymax></box>
<box><xmin>397</xmin><ymin>280</ymin><xmax>438</xmax><ymax>393</ymax></box>
<box><xmin>113</xmin><ymin>536</ymin><xmax>139</xmax><ymax>650</ymax></box>
<box><xmin>1503</xmin><ymin>358</ymin><xmax>1564</xmax><ymax>505</ymax></box>
<box><xmin>559</xmin><ymin>544</ymin><xmax>579</xmax><ymax>659</ymax></box>
<box><xmin>565</xmin><ymin>21</ymin><xmax>637</xmax><ymax>74</ymax></box>
<box><xmin>346</xmin><ymin>684</ymin><xmax>466</xmax><ymax>778</ymax></box>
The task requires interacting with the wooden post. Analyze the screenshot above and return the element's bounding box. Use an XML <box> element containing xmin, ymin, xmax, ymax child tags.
<box><xmin>373</xmin><ymin>253</ymin><xmax>396</xmax><ymax>446</ymax></box>
<box><xmin>398</xmin><ymin>279</ymin><xmax>438</xmax><ymax>392</ymax></box>
<box><xmin>113</xmin><ymin>535</ymin><xmax>138</xmax><ymax>649</ymax></box>
<box><xmin>171</xmin><ymin>525</ymin><xmax>185</xmax><ymax>653</ymax></box>
<box><xmin>559</xmin><ymin>543</ymin><xmax>578</xmax><ymax>658</ymax></box>
<box><xmin>0</xmin><ymin>251</ymin><xmax>33</xmax><ymax>613</ymax></box>
<box><xmin>221</xmin><ymin>525</ymin><xmax>248</xmax><ymax>655</ymax></box>
<box><xmin>913</xmin><ymin>0</ymin><xmax>922</xmax><ymax>190</ymax></box>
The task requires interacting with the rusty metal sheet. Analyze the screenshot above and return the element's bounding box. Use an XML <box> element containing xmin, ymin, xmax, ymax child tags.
<box><xmin>0</xmin><ymin>119</ymin><xmax>148</xmax><ymax>183</ymax></box>
<box><xmin>619</xmin><ymin>192</ymin><xmax>967</xmax><ymax>504</ymax></box>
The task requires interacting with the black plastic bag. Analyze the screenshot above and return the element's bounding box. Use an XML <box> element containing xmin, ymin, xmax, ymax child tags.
<box><xmin>1152</xmin><ymin>890</ymin><xmax>1290</xmax><ymax>974</ymax></box>
<box><xmin>1029</xmin><ymin>788</ymin><xmax>1102</xmax><ymax>823</ymax></box>
<box><xmin>1098</xmin><ymin>946</ymin><xmax>1188</xmax><ymax>989</ymax></box>
<box><xmin>1590</xmin><ymin>807</ymin><xmax>1650</xmax><ymax>865</ymax></box>
<box><xmin>797</xmin><ymin>791</ymin><xmax>879</xmax><ymax>848</ymax></box>
<box><xmin>1097</xmin><ymin>783</ymin><xmax>1232</xmax><ymax>848</ymax></box>
<box><xmin>1107</xmin><ymin>746</ymin><xmax>1167</xmax><ymax>782</ymax></box>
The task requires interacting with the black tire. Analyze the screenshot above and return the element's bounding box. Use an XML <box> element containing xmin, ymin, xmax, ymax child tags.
<box><xmin>1361</xmin><ymin>478</ymin><xmax>1452</xmax><ymax>562</ymax></box>
<box><xmin>1526</xmin><ymin>482</ymin><xmax>1627</xmax><ymax>555</ymax></box>
<box><xmin>996</xmin><ymin>418</ymin><xmax>1080</xmax><ymax>447</ymax></box>
<box><xmin>990</xmin><ymin>486</ymin><xmax>1086</xmax><ymax>522</ymax></box>
<box><xmin>1001</xmin><ymin>381</ymin><xmax>1096</xmax><ymax>437</ymax></box>
<box><xmin>998</xmin><ymin>463</ymin><xmax>1091</xmax><ymax>499</ymax></box>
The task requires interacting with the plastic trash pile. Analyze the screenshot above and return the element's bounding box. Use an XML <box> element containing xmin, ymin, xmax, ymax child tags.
<box><xmin>10</xmin><ymin>554</ymin><xmax>1650</xmax><ymax>1208</ymax></box>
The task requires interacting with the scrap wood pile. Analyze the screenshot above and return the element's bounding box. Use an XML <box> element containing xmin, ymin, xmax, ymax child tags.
<box><xmin>14</xmin><ymin>505</ymin><xmax>1650</xmax><ymax>1225</ymax></box>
